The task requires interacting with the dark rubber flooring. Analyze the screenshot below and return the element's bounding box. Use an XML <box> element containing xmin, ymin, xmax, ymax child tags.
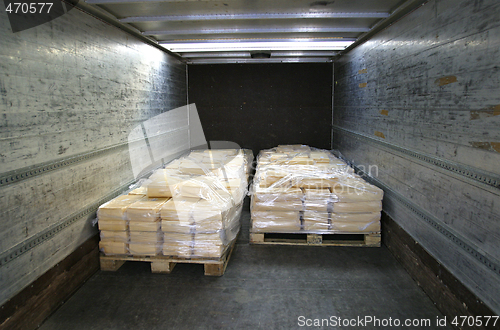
<box><xmin>40</xmin><ymin>199</ymin><xmax>450</xmax><ymax>329</ymax></box>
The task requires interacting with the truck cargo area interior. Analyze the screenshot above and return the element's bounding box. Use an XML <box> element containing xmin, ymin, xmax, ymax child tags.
<box><xmin>1</xmin><ymin>0</ymin><xmax>499</xmax><ymax>329</ymax></box>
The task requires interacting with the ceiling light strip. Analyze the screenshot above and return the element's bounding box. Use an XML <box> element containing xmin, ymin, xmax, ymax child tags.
<box><xmin>271</xmin><ymin>51</ymin><xmax>338</xmax><ymax>56</ymax></box>
<box><xmin>162</xmin><ymin>37</ymin><xmax>356</xmax><ymax>44</ymax></box>
<box><xmin>162</xmin><ymin>41</ymin><xmax>353</xmax><ymax>52</ymax></box>
<box><xmin>170</xmin><ymin>47</ymin><xmax>346</xmax><ymax>52</ymax></box>
<box><xmin>182</xmin><ymin>52</ymin><xmax>250</xmax><ymax>58</ymax></box>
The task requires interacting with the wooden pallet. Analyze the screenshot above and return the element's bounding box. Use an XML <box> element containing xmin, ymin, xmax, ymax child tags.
<box><xmin>250</xmin><ymin>232</ymin><xmax>381</xmax><ymax>247</ymax></box>
<box><xmin>99</xmin><ymin>238</ymin><xmax>237</xmax><ymax>276</ymax></box>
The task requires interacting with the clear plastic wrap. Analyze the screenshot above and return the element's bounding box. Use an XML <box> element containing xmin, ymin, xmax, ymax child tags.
<box><xmin>126</xmin><ymin>198</ymin><xmax>170</xmax><ymax>221</ymax></box>
<box><xmin>97</xmin><ymin>195</ymin><xmax>145</xmax><ymax>221</ymax></box>
<box><xmin>129</xmin><ymin>221</ymin><xmax>161</xmax><ymax>232</ymax></box>
<box><xmin>162</xmin><ymin>203</ymin><xmax>243</xmax><ymax>258</ymax></box>
<box><xmin>146</xmin><ymin>171</ymin><xmax>190</xmax><ymax>198</ymax></box>
<box><xmin>251</xmin><ymin>211</ymin><xmax>301</xmax><ymax>232</ymax></box>
<box><xmin>332</xmin><ymin>201</ymin><xmax>382</xmax><ymax>213</ymax></box>
<box><xmin>97</xmin><ymin>148</ymin><xmax>253</xmax><ymax>257</ymax></box>
<box><xmin>97</xmin><ymin>220</ymin><xmax>128</xmax><ymax>232</ymax></box>
<box><xmin>128</xmin><ymin>186</ymin><xmax>148</xmax><ymax>196</ymax></box>
<box><xmin>127</xmin><ymin>178</ymin><xmax>150</xmax><ymax>196</ymax></box>
<box><xmin>330</xmin><ymin>212</ymin><xmax>381</xmax><ymax>232</ymax></box>
<box><xmin>97</xmin><ymin>195</ymin><xmax>145</xmax><ymax>235</ymax></box>
<box><xmin>330</xmin><ymin>178</ymin><xmax>384</xmax><ymax>202</ymax></box>
<box><xmin>129</xmin><ymin>231</ymin><xmax>163</xmax><ymax>243</ymax></box>
<box><xmin>128</xmin><ymin>242</ymin><xmax>162</xmax><ymax>256</ymax></box>
<box><xmin>99</xmin><ymin>230</ymin><xmax>128</xmax><ymax>242</ymax></box>
<box><xmin>250</xmin><ymin>145</ymin><xmax>383</xmax><ymax>235</ymax></box>
<box><xmin>302</xmin><ymin>211</ymin><xmax>330</xmax><ymax>232</ymax></box>
<box><xmin>146</xmin><ymin>149</ymin><xmax>252</xmax><ymax>205</ymax></box>
<box><xmin>303</xmin><ymin>188</ymin><xmax>332</xmax><ymax>212</ymax></box>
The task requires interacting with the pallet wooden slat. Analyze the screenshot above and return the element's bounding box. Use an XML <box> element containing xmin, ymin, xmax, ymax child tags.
<box><xmin>99</xmin><ymin>259</ymin><xmax>126</xmax><ymax>272</ymax></box>
<box><xmin>250</xmin><ymin>232</ymin><xmax>381</xmax><ymax>247</ymax></box>
<box><xmin>99</xmin><ymin>237</ymin><xmax>237</xmax><ymax>276</ymax></box>
<box><xmin>150</xmin><ymin>261</ymin><xmax>176</xmax><ymax>274</ymax></box>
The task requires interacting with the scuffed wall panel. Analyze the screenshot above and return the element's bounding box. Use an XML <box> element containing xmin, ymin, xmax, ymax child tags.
<box><xmin>333</xmin><ymin>0</ymin><xmax>500</xmax><ymax>313</ymax></box>
<box><xmin>0</xmin><ymin>7</ymin><xmax>187</xmax><ymax>305</ymax></box>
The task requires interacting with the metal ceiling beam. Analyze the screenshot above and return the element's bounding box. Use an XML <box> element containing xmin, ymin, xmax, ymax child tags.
<box><xmin>144</xmin><ymin>27</ymin><xmax>370</xmax><ymax>36</ymax></box>
<box><xmin>187</xmin><ymin>57</ymin><xmax>333</xmax><ymax>64</ymax></box>
<box><xmin>181</xmin><ymin>51</ymin><xmax>338</xmax><ymax>58</ymax></box>
<box><xmin>119</xmin><ymin>12</ymin><xmax>390</xmax><ymax>23</ymax></box>
<box><xmin>337</xmin><ymin>0</ymin><xmax>430</xmax><ymax>57</ymax></box>
<box><xmin>69</xmin><ymin>0</ymin><xmax>184</xmax><ymax>61</ymax></box>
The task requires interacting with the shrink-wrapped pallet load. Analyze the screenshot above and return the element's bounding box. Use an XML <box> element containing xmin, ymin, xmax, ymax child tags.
<box><xmin>250</xmin><ymin>145</ymin><xmax>383</xmax><ymax>236</ymax></box>
<box><xmin>97</xmin><ymin>148</ymin><xmax>253</xmax><ymax>258</ymax></box>
<box><xmin>126</xmin><ymin>197</ymin><xmax>169</xmax><ymax>256</ymax></box>
<box><xmin>252</xmin><ymin>210</ymin><xmax>301</xmax><ymax>232</ymax></box>
<box><xmin>97</xmin><ymin>194</ymin><xmax>145</xmax><ymax>255</ymax></box>
<box><xmin>160</xmin><ymin>180</ymin><xmax>243</xmax><ymax>259</ymax></box>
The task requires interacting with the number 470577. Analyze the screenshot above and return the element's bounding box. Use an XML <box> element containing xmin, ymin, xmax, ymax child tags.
<box><xmin>451</xmin><ymin>315</ymin><xmax>498</xmax><ymax>327</ymax></box>
<box><xmin>6</xmin><ymin>3</ymin><xmax>53</xmax><ymax>14</ymax></box>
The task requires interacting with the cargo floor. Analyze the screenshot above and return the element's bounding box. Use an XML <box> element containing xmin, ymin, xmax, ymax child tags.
<box><xmin>40</xmin><ymin>198</ymin><xmax>450</xmax><ymax>330</ymax></box>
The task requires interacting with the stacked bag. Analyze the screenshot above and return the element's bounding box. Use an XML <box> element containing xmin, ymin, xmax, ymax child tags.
<box><xmin>98</xmin><ymin>148</ymin><xmax>253</xmax><ymax>258</ymax></box>
<box><xmin>251</xmin><ymin>145</ymin><xmax>383</xmax><ymax>234</ymax></box>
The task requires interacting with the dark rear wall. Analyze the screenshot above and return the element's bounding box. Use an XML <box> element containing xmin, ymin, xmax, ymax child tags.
<box><xmin>188</xmin><ymin>63</ymin><xmax>333</xmax><ymax>155</ymax></box>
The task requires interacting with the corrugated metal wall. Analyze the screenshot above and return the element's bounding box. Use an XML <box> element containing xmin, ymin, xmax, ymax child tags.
<box><xmin>333</xmin><ymin>0</ymin><xmax>500</xmax><ymax>313</ymax></box>
<box><xmin>0</xmin><ymin>9</ymin><xmax>187</xmax><ymax>304</ymax></box>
